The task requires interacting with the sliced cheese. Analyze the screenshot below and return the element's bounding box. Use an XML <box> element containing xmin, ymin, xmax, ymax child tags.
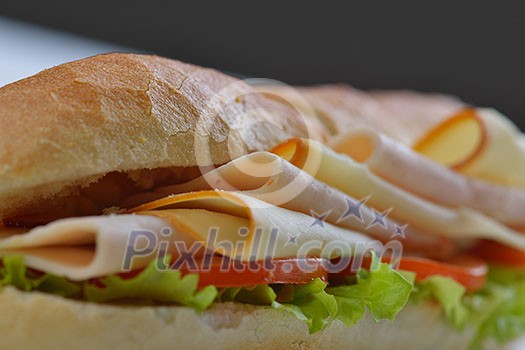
<box><xmin>153</xmin><ymin>152</ymin><xmax>452</xmax><ymax>256</ymax></box>
<box><xmin>271</xmin><ymin>138</ymin><xmax>525</xmax><ymax>249</ymax></box>
<box><xmin>414</xmin><ymin>108</ymin><xmax>525</xmax><ymax>187</ymax></box>
<box><xmin>133</xmin><ymin>191</ymin><xmax>374</xmax><ymax>261</ymax></box>
<box><xmin>0</xmin><ymin>192</ymin><xmax>374</xmax><ymax>279</ymax></box>
<box><xmin>330</xmin><ymin>128</ymin><xmax>525</xmax><ymax>228</ymax></box>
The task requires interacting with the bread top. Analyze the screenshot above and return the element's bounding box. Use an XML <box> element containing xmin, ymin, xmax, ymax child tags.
<box><xmin>0</xmin><ymin>53</ymin><xmax>318</xmax><ymax>218</ymax></box>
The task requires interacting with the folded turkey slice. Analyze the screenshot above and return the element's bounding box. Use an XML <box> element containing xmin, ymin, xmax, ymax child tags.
<box><xmin>151</xmin><ymin>151</ymin><xmax>451</xmax><ymax>256</ymax></box>
<box><xmin>270</xmin><ymin>138</ymin><xmax>525</xmax><ymax>249</ymax></box>
<box><xmin>0</xmin><ymin>215</ymin><xmax>189</xmax><ymax>280</ymax></box>
<box><xmin>414</xmin><ymin>108</ymin><xmax>525</xmax><ymax>188</ymax></box>
<box><xmin>0</xmin><ymin>191</ymin><xmax>373</xmax><ymax>280</ymax></box>
<box><xmin>330</xmin><ymin>128</ymin><xmax>525</xmax><ymax>229</ymax></box>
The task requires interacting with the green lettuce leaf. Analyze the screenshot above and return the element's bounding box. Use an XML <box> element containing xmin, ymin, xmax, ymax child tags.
<box><xmin>412</xmin><ymin>276</ymin><xmax>468</xmax><ymax>329</ymax></box>
<box><xmin>466</xmin><ymin>266</ymin><xmax>525</xmax><ymax>349</ymax></box>
<box><xmin>0</xmin><ymin>255</ymin><xmax>80</xmax><ymax>297</ymax></box>
<box><xmin>0</xmin><ymin>255</ymin><xmax>216</xmax><ymax>310</ymax></box>
<box><xmin>217</xmin><ymin>258</ymin><xmax>414</xmax><ymax>333</ymax></box>
<box><xmin>218</xmin><ymin>278</ymin><xmax>337</xmax><ymax>333</ymax></box>
<box><xmin>326</xmin><ymin>256</ymin><xmax>414</xmax><ymax>326</ymax></box>
<box><xmin>409</xmin><ymin>265</ymin><xmax>525</xmax><ymax>349</ymax></box>
<box><xmin>217</xmin><ymin>284</ymin><xmax>277</xmax><ymax>305</ymax></box>
<box><xmin>272</xmin><ymin>278</ymin><xmax>338</xmax><ymax>333</ymax></box>
<box><xmin>84</xmin><ymin>256</ymin><xmax>217</xmax><ymax>311</ymax></box>
<box><xmin>486</xmin><ymin>265</ymin><xmax>525</xmax><ymax>285</ymax></box>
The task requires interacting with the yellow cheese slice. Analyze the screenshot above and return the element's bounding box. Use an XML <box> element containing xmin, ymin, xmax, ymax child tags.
<box><xmin>134</xmin><ymin>191</ymin><xmax>374</xmax><ymax>261</ymax></box>
<box><xmin>330</xmin><ymin>128</ymin><xmax>525</xmax><ymax>229</ymax></box>
<box><xmin>271</xmin><ymin>138</ymin><xmax>525</xmax><ymax>249</ymax></box>
<box><xmin>414</xmin><ymin>108</ymin><xmax>525</xmax><ymax>187</ymax></box>
<box><xmin>153</xmin><ymin>151</ymin><xmax>452</xmax><ymax>256</ymax></box>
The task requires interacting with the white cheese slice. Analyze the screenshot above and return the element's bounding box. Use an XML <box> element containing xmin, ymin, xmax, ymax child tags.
<box><xmin>271</xmin><ymin>138</ymin><xmax>525</xmax><ymax>249</ymax></box>
<box><xmin>330</xmin><ymin>128</ymin><xmax>525</xmax><ymax>229</ymax></box>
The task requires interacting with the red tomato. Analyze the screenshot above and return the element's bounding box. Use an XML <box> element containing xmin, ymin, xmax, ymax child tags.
<box><xmin>471</xmin><ymin>239</ymin><xmax>525</xmax><ymax>268</ymax></box>
<box><xmin>105</xmin><ymin>257</ymin><xmax>329</xmax><ymax>289</ymax></box>
<box><xmin>183</xmin><ymin>257</ymin><xmax>329</xmax><ymax>289</ymax></box>
<box><xmin>331</xmin><ymin>255</ymin><xmax>487</xmax><ymax>292</ymax></box>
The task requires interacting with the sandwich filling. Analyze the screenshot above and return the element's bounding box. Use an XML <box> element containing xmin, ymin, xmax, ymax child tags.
<box><xmin>1</xmin><ymin>97</ymin><xmax>524</xmax><ymax>348</ymax></box>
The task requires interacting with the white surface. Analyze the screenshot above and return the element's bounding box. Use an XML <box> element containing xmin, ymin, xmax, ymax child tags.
<box><xmin>0</xmin><ymin>16</ymin><xmax>136</xmax><ymax>87</ymax></box>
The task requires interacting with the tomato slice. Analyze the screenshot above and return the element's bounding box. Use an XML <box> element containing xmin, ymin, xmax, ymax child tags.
<box><xmin>111</xmin><ymin>257</ymin><xmax>329</xmax><ymax>289</ymax></box>
<box><xmin>330</xmin><ymin>255</ymin><xmax>487</xmax><ymax>292</ymax></box>
<box><xmin>99</xmin><ymin>254</ymin><xmax>488</xmax><ymax>291</ymax></box>
<box><xmin>398</xmin><ymin>255</ymin><xmax>487</xmax><ymax>291</ymax></box>
<box><xmin>185</xmin><ymin>257</ymin><xmax>329</xmax><ymax>289</ymax></box>
<box><xmin>471</xmin><ymin>239</ymin><xmax>525</xmax><ymax>268</ymax></box>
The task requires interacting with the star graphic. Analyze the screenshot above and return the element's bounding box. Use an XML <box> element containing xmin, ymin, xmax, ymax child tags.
<box><xmin>310</xmin><ymin>209</ymin><xmax>332</xmax><ymax>228</ymax></box>
<box><xmin>338</xmin><ymin>196</ymin><xmax>370</xmax><ymax>223</ymax></box>
<box><xmin>391</xmin><ymin>223</ymin><xmax>408</xmax><ymax>239</ymax></box>
<box><xmin>286</xmin><ymin>234</ymin><xmax>299</xmax><ymax>246</ymax></box>
<box><xmin>366</xmin><ymin>208</ymin><xmax>392</xmax><ymax>229</ymax></box>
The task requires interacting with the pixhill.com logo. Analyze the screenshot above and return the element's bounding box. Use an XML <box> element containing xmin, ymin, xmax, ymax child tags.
<box><xmin>122</xmin><ymin>193</ymin><xmax>408</xmax><ymax>275</ymax></box>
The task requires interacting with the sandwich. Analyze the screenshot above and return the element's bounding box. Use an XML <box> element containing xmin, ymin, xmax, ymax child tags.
<box><xmin>0</xmin><ymin>52</ymin><xmax>524</xmax><ymax>350</ymax></box>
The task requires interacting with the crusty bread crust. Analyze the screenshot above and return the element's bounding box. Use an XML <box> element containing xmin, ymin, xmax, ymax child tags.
<box><xmin>262</xmin><ymin>84</ymin><xmax>464</xmax><ymax>145</ymax></box>
<box><xmin>0</xmin><ymin>287</ymin><xmax>474</xmax><ymax>350</ymax></box>
<box><xmin>0</xmin><ymin>53</ymin><xmax>314</xmax><ymax>218</ymax></box>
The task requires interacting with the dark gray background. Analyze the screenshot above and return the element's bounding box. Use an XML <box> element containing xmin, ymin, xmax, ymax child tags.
<box><xmin>1</xmin><ymin>1</ymin><xmax>523</xmax><ymax>129</ymax></box>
